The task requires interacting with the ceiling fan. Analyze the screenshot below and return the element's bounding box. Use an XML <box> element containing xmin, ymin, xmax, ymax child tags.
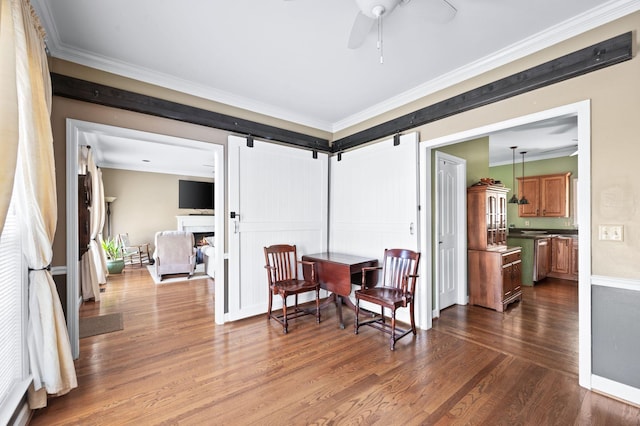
<box><xmin>348</xmin><ymin>0</ymin><xmax>457</xmax><ymax>51</ymax></box>
<box><xmin>286</xmin><ymin>0</ymin><xmax>457</xmax><ymax>62</ymax></box>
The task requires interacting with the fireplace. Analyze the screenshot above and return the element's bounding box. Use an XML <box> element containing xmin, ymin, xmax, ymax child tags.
<box><xmin>176</xmin><ymin>215</ymin><xmax>215</xmax><ymax>246</ymax></box>
<box><xmin>193</xmin><ymin>232</ymin><xmax>214</xmax><ymax>246</ymax></box>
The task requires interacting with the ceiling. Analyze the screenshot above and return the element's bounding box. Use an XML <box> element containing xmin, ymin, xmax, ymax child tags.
<box><xmin>32</xmin><ymin>0</ymin><xmax>637</xmax><ymax>174</ymax></box>
<box><xmin>76</xmin><ymin>122</ymin><xmax>217</xmax><ymax>178</ymax></box>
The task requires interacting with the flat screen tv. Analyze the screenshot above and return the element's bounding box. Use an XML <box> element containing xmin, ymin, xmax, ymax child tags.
<box><xmin>179</xmin><ymin>180</ymin><xmax>214</xmax><ymax>210</ymax></box>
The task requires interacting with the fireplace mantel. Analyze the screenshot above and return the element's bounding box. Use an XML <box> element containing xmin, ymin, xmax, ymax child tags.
<box><xmin>176</xmin><ymin>215</ymin><xmax>215</xmax><ymax>233</ymax></box>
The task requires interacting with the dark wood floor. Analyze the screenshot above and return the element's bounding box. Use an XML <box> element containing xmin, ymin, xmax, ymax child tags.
<box><xmin>31</xmin><ymin>269</ymin><xmax>640</xmax><ymax>425</ymax></box>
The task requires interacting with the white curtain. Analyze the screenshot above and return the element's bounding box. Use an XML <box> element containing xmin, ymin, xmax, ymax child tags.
<box><xmin>96</xmin><ymin>168</ymin><xmax>109</xmax><ymax>271</ymax></box>
<box><xmin>0</xmin><ymin>0</ymin><xmax>20</xmax><ymax>234</ymax></box>
<box><xmin>80</xmin><ymin>148</ymin><xmax>107</xmax><ymax>300</ymax></box>
<box><xmin>5</xmin><ymin>0</ymin><xmax>77</xmax><ymax>408</ymax></box>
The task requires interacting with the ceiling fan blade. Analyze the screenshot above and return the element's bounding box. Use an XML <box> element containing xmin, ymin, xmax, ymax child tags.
<box><xmin>427</xmin><ymin>0</ymin><xmax>457</xmax><ymax>23</ymax></box>
<box><xmin>347</xmin><ymin>11</ymin><xmax>375</xmax><ymax>49</ymax></box>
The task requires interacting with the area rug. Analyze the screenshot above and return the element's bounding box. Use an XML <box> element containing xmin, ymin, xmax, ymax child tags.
<box><xmin>146</xmin><ymin>263</ymin><xmax>207</xmax><ymax>285</ymax></box>
<box><xmin>80</xmin><ymin>313</ymin><xmax>123</xmax><ymax>338</ymax></box>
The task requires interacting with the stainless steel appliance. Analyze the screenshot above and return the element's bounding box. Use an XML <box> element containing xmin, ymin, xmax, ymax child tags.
<box><xmin>533</xmin><ymin>237</ymin><xmax>550</xmax><ymax>282</ymax></box>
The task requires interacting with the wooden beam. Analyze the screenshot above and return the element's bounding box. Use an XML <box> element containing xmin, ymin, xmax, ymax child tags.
<box><xmin>332</xmin><ymin>32</ymin><xmax>633</xmax><ymax>152</ymax></box>
<box><xmin>50</xmin><ymin>73</ymin><xmax>332</xmax><ymax>153</ymax></box>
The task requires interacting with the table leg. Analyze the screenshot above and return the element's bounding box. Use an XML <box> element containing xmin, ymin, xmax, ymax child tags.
<box><xmin>319</xmin><ymin>293</ymin><xmax>346</xmax><ymax>329</ymax></box>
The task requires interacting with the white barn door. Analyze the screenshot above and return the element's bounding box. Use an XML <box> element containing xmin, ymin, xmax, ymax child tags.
<box><xmin>330</xmin><ymin>133</ymin><xmax>420</xmax><ymax>325</ymax></box>
<box><xmin>227</xmin><ymin>135</ymin><xmax>328</xmax><ymax>321</ymax></box>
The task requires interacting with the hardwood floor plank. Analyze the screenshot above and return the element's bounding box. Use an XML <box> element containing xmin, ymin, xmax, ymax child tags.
<box><xmin>30</xmin><ymin>272</ymin><xmax>640</xmax><ymax>425</ymax></box>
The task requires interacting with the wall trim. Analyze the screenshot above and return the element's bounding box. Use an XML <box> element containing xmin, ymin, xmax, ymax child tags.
<box><xmin>51</xmin><ymin>73</ymin><xmax>331</xmax><ymax>153</ymax></box>
<box><xmin>333</xmin><ymin>32</ymin><xmax>631</xmax><ymax>152</ymax></box>
<box><xmin>592</xmin><ymin>374</ymin><xmax>640</xmax><ymax>407</ymax></box>
<box><xmin>591</xmin><ymin>275</ymin><xmax>640</xmax><ymax>291</ymax></box>
<box><xmin>50</xmin><ymin>33</ymin><xmax>631</xmax><ymax>157</ymax></box>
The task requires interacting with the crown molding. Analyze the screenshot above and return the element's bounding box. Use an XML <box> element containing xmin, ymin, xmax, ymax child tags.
<box><xmin>34</xmin><ymin>0</ymin><xmax>640</xmax><ymax>134</ymax></box>
<box><xmin>332</xmin><ymin>0</ymin><xmax>640</xmax><ymax>132</ymax></box>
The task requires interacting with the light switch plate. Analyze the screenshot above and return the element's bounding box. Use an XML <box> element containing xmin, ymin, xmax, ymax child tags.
<box><xmin>599</xmin><ymin>225</ymin><xmax>624</xmax><ymax>241</ymax></box>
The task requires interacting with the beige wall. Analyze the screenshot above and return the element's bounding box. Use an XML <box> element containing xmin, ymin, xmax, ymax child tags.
<box><xmin>101</xmin><ymin>169</ymin><xmax>213</xmax><ymax>253</ymax></box>
<box><xmin>51</xmin><ymin>11</ymin><xmax>640</xmax><ymax>279</ymax></box>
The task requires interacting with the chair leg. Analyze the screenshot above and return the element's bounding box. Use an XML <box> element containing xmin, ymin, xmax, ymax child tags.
<box><xmin>354</xmin><ymin>297</ymin><xmax>360</xmax><ymax>335</ymax></box>
<box><xmin>315</xmin><ymin>288</ymin><xmax>321</xmax><ymax>324</ymax></box>
<box><xmin>390</xmin><ymin>310</ymin><xmax>397</xmax><ymax>351</ymax></box>
<box><xmin>410</xmin><ymin>301</ymin><xmax>416</xmax><ymax>335</ymax></box>
<box><xmin>281</xmin><ymin>293</ymin><xmax>288</xmax><ymax>334</ymax></box>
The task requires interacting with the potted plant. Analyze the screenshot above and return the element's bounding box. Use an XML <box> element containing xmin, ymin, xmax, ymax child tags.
<box><xmin>102</xmin><ymin>237</ymin><xmax>125</xmax><ymax>274</ymax></box>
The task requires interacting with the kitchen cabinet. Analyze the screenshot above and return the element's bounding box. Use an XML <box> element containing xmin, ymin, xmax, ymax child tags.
<box><xmin>548</xmin><ymin>236</ymin><xmax>578</xmax><ymax>281</ymax></box>
<box><xmin>570</xmin><ymin>241</ymin><xmax>579</xmax><ymax>277</ymax></box>
<box><xmin>468</xmin><ymin>248</ymin><xmax>522</xmax><ymax>312</ymax></box>
<box><xmin>517</xmin><ymin>172</ymin><xmax>571</xmax><ymax>217</ymax></box>
<box><xmin>467</xmin><ymin>184</ymin><xmax>509</xmax><ymax>250</ymax></box>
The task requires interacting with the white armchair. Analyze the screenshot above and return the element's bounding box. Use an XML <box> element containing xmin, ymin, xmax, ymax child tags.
<box><xmin>153</xmin><ymin>231</ymin><xmax>196</xmax><ymax>281</ymax></box>
<box><xmin>200</xmin><ymin>236</ymin><xmax>216</xmax><ymax>278</ymax></box>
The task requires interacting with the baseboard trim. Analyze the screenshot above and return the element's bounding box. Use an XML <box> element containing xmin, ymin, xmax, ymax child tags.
<box><xmin>592</xmin><ymin>374</ymin><xmax>640</xmax><ymax>407</ymax></box>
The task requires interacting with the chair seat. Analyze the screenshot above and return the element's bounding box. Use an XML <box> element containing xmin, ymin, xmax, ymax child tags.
<box><xmin>272</xmin><ymin>279</ymin><xmax>318</xmax><ymax>294</ymax></box>
<box><xmin>356</xmin><ymin>287</ymin><xmax>412</xmax><ymax>309</ymax></box>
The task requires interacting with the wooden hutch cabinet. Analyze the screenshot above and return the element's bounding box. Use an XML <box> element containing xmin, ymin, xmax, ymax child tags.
<box><xmin>517</xmin><ymin>172</ymin><xmax>571</xmax><ymax>217</ymax></box>
<box><xmin>467</xmin><ymin>184</ymin><xmax>509</xmax><ymax>250</ymax></box>
<box><xmin>467</xmin><ymin>184</ymin><xmax>522</xmax><ymax>312</ymax></box>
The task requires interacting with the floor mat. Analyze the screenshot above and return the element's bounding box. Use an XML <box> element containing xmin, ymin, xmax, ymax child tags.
<box><xmin>79</xmin><ymin>313</ymin><xmax>123</xmax><ymax>338</ymax></box>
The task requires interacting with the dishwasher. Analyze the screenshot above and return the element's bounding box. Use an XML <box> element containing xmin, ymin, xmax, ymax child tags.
<box><xmin>533</xmin><ymin>237</ymin><xmax>551</xmax><ymax>282</ymax></box>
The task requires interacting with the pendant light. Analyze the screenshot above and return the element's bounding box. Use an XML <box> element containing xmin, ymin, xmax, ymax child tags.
<box><xmin>508</xmin><ymin>146</ymin><xmax>519</xmax><ymax>204</ymax></box>
<box><xmin>519</xmin><ymin>151</ymin><xmax>529</xmax><ymax>205</ymax></box>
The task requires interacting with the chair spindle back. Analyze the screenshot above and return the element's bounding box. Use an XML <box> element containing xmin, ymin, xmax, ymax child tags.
<box><xmin>381</xmin><ymin>248</ymin><xmax>420</xmax><ymax>292</ymax></box>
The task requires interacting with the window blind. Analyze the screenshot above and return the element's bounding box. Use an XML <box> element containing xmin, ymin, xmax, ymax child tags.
<box><xmin>0</xmin><ymin>204</ymin><xmax>27</xmax><ymax>423</ymax></box>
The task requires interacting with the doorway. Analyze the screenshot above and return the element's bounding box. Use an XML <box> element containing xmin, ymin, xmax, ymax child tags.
<box><xmin>65</xmin><ymin>119</ymin><xmax>226</xmax><ymax>358</ymax></box>
<box><xmin>419</xmin><ymin>100</ymin><xmax>591</xmax><ymax>387</ymax></box>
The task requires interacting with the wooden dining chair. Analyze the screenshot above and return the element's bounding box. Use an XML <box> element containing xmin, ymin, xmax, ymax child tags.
<box><xmin>263</xmin><ymin>244</ymin><xmax>321</xmax><ymax>334</ymax></box>
<box><xmin>354</xmin><ymin>248</ymin><xmax>420</xmax><ymax>350</ymax></box>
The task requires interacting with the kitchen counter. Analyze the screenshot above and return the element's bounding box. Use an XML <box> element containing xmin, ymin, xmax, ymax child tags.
<box><xmin>508</xmin><ymin>228</ymin><xmax>578</xmax><ymax>239</ymax></box>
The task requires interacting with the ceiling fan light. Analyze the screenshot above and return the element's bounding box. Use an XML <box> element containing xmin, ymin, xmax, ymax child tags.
<box><xmin>355</xmin><ymin>0</ymin><xmax>400</xmax><ymax>19</ymax></box>
<box><xmin>371</xmin><ymin>5</ymin><xmax>385</xmax><ymax>17</ymax></box>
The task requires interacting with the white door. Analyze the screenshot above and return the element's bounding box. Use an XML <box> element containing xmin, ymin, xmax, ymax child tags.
<box><xmin>435</xmin><ymin>152</ymin><xmax>466</xmax><ymax>311</ymax></box>
<box><xmin>330</xmin><ymin>133</ymin><xmax>419</xmax><ymax>325</ymax></box>
<box><xmin>227</xmin><ymin>135</ymin><xmax>328</xmax><ymax>321</ymax></box>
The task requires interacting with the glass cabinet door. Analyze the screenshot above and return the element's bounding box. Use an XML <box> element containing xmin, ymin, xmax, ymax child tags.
<box><xmin>486</xmin><ymin>194</ymin><xmax>497</xmax><ymax>246</ymax></box>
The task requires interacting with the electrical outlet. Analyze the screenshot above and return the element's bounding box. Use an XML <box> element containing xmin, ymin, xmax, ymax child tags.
<box><xmin>599</xmin><ymin>225</ymin><xmax>624</xmax><ymax>241</ymax></box>
<box><xmin>524</xmin><ymin>220</ymin><xmax>530</xmax><ymax>226</ymax></box>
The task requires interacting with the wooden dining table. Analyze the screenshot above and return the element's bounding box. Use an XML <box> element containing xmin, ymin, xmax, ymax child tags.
<box><xmin>301</xmin><ymin>252</ymin><xmax>378</xmax><ymax>328</ymax></box>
